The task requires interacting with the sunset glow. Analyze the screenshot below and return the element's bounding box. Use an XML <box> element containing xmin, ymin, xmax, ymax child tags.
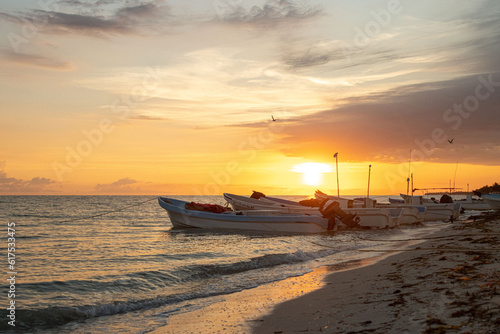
<box><xmin>0</xmin><ymin>0</ymin><xmax>499</xmax><ymax>195</ymax></box>
<box><xmin>292</xmin><ymin>163</ymin><xmax>333</xmax><ymax>186</ymax></box>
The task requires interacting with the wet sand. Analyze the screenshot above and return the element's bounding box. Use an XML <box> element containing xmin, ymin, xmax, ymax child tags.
<box><xmin>254</xmin><ymin>212</ymin><xmax>500</xmax><ymax>333</ymax></box>
<box><xmin>152</xmin><ymin>212</ymin><xmax>500</xmax><ymax>333</ymax></box>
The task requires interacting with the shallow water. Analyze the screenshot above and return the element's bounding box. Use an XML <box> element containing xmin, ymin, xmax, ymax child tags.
<box><xmin>0</xmin><ymin>195</ymin><xmax>452</xmax><ymax>333</ymax></box>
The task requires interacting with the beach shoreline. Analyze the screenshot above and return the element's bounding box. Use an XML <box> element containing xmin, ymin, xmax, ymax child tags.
<box><xmin>151</xmin><ymin>212</ymin><xmax>499</xmax><ymax>334</ymax></box>
<box><xmin>253</xmin><ymin>212</ymin><xmax>500</xmax><ymax>334</ymax></box>
<box><xmin>149</xmin><ymin>251</ymin><xmax>398</xmax><ymax>334</ymax></box>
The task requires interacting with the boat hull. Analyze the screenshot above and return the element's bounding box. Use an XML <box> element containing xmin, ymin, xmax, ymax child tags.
<box><xmin>377</xmin><ymin>205</ymin><xmax>426</xmax><ymax>225</ymax></box>
<box><xmin>398</xmin><ymin>195</ymin><xmax>462</xmax><ymax>221</ymax></box>
<box><xmin>423</xmin><ymin>204</ymin><xmax>461</xmax><ymax>221</ymax></box>
<box><xmin>457</xmin><ymin>202</ymin><xmax>490</xmax><ymax>211</ymax></box>
<box><xmin>483</xmin><ymin>194</ymin><xmax>500</xmax><ymax>210</ymax></box>
<box><xmin>342</xmin><ymin>207</ymin><xmax>401</xmax><ymax>228</ymax></box>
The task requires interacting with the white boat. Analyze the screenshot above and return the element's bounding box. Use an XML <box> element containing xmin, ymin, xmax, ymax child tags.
<box><xmin>376</xmin><ymin>204</ymin><xmax>426</xmax><ymax>225</ymax></box>
<box><xmin>313</xmin><ymin>190</ymin><xmax>366</xmax><ymax>208</ymax></box>
<box><xmin>454</xmin><ymin>194</ymin><xmax>491</xmax><ymax>210</ymax></box>
<box><xmin>224</xmin><ymin>193</ymin><xmax>402</xmax><ymax>228</ymax></box>
<box><xmin>482</xmin><ymin>193</ymin><xmax>500</xmax><ymax>210</ymax></box>
<box><xmin>222</xmin><ymin>193</ymin><xmax>301</xmax><ymax>212</ymax></box>
<box><xmin>399</xmin><ymin>194</ymin><xmax>436</xmax><ymax>204</ymax></box>
<box><xmin>158</xmin><ymin>197</ymin><xmax>331</xmax><ymax>234</ymax></box>
<box><xmin>399</xmin><ymin>194</ymin><xmax>462</xmax><ymax>221</ymax></box>
<box><xmin>260</xmin><ymin>194</ymin><xmax>405</xmax><ymax>228</ymax></box>
<box><xmin>400</xmin><ymin>193</ymin><xmax>489</xmax><ymax>211</ymax></box>
<box><xmin>313</xmin><ymin>190</ymin><xmax>423</xmax><ymax>225</ymax></box>
<box><xmin>334</xmin><ymin>206</ymin><xmax>402</xmax><ymax>228</ymax></box>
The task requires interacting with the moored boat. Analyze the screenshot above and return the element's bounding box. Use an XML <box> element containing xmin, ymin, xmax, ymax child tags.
<box><xmin>224</xmin><ymin>193</ymin><xmax>319</xmax><ymax>214</ymax></box>
<box><xmin>313</xmin><ymin>190</ymin><xmax>423</xmax><ymax>225</ymax></box>
<box><xmin>481</xmin><ymin>193</ymin><xmax>500</xmax><ymax>210</ymax></box>
<box><xmin>454</xmin><ymin>194</ymin><xmax>491</xmax><ymax>210</ymax></box>
<box><xmin>399</xmin><ymin>194</ymin><xmax>462</xmax><ymax>221</ymax></box>
<box><xmin>400</xmin><ymin>193</ymin><xmax>490</xmax><ymax>211</ymax></box>
<box><xmin>224</xmin><ymin>193</ymin><xmax>402</xmax><ymax>228</ymax></box>
<box><xmin>376</xmin><ymin>204</ymin><xmax>426</xmax><ymax>225</ymax></box>
<box><xmin>158</xmin><ymin>197</ymin><xmax>331</xmax><ymax>234</ymax></box>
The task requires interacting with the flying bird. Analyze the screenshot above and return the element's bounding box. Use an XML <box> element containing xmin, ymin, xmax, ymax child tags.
<box><xmin>271</xmin><ymin>115</ymin><xmax>276</xmax><ymax>121</ymax></box>
<box><xmin>448</xmin><ymin>138</ymin><xmax>454</xmax><ymax>144</ymax></box>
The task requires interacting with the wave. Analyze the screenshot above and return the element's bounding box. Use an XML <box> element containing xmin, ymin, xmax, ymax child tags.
<box><xmin>178</xmin><ymin>249</ymin><xmax>336</xmax><ymax>279</ymax></box>
<box><xmin>2</xmin><ymin>249</ymin><xmax>338</xmax><ymax>331</ymax></box>
<box><xmin>15</xmin><ymin>249</ymin><xmax>338</xmax><ymax>296</ymax></box>
<box><xmin>0</xmin><ymin>293</ymin><xmax>194</xmax><ymax>331</ymax></box>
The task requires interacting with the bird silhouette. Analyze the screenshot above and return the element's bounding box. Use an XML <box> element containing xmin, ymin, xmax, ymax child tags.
<box><xmin>271</xmin><ymin>115</ymin><xmax>276</xmax><ymax>121</ymax></box>
<box><xmin>448</xmin><ymin>138</ymin><xmax>454</xmax><ymax>144</ymax></box>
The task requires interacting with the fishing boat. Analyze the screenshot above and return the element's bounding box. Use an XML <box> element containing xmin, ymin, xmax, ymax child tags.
<box><xmin>158</xmin><ymin>197</ymin><xmax>331</xmax><ymax>233</ymax></box>
<box><xmin>224</xmin><ymin>193</ymin><xmax>402</xmax><ymax>228</ymax></box>
<box><xmin>454</xmin><ymin>194</ymin><xmax>491</xmax><ymax>210</ymax></box>
<box><xmin>222</xmin><ymin>193</ymin><xmax>300</xmax><ymax>212</ymax></box>
<box><xmin>481</xmin><ymin>193</ymin><xmax>500</xmax><ymax>210</ymax></box>
<box><xmin>313</xmin><ymin>190</ymin><xmax>424</xmax><ymax>225</ymax></box>
<box><xmin>398</xmin><ymin>194</ymin><xmax>462</xmax><ymax>221</ymax></box>
<box><xmin>399</xmin><ymin>194</ymin><xmax>436</xmax><ymax>204</ymax></box>
<box><xmin>375</xmin><ymin>204</ymin><xmax>426</xmax><ymax>225</ymax></box>
<box><xmin>400</xmin><ymin>193</ymin><xmax>489</xmax><ymax>211</ymax></box>
<box><xmin>258</xmin><ymin>193</ymin><xmax>410</xmax><ymax>226</ymax></box>
<box><xmin>313</xmin><ymin>190</ymin><xmax>366</xmax><ymax>208</ymax></box>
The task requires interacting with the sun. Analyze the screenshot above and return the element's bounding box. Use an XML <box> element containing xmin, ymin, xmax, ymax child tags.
<box><xmin>291</xmin><ymin>162</ymin><xmax>333</xmax><ymax>186</ymax></box>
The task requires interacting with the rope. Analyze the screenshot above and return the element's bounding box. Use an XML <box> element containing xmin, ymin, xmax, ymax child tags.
<box><xmin>54</xmin><ymin>197</ymin><xmax>158</xmax><ymax>224</ymax></box>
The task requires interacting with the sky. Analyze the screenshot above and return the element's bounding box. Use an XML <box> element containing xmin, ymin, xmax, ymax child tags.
<box><xmin>0</xmin><ymin>0</ymin><xmax>499</xmax><ymax>195</ymax></box>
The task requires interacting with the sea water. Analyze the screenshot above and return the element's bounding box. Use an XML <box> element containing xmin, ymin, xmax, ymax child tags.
<box><xmin>0</xmin><ymin>195</ymin><xmax>452</xmax><ymax>333</ymax></box>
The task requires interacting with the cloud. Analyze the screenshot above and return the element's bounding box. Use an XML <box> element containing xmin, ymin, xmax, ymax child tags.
<box><xmin>277</xmin><ymin>1</ymin><xmax>500</xmax><ymax>76</ymax></box>
<box><xmin>0</xmin><ymin>2</ymin><xmax>174</xmax><ymax>37</ymax></box>
<box><xmin>95</xmin><ymin>177</ymin><xmax>143</xmax><ymax>193</ymax></box>
<box><xmin>282</xmin><ymin>46</ymin><xmax>335</xmax><ymax>69</ymax></box>
<box><xmin>0</xmin><ymin>162</ymin><xmax>57</xmax><ymax>193</ymax></box>
<box><xmin>0</xmin><ymin>0</ymin><xmax>323</xmax><ymax>42</ymax></box>
<box><xmin>28</xmin><ymin>177</ymin><xmax>57</xmax><ymax>186</ymax></box>
<box><xmin>128</xmin><ymin>114</ymin><xmax>168</xmax><ymax>121</ymax></box>
<box><xmin>0</xmin><ymin>50</ymin><xmax>73</xmax><ymax>70</ymax></box>
<box><xmin>215</xmin><ymin>0</ymin><xmax>322</xmax><ymax>24</ymax></box>
<box><xmin>57</xmin><ymin>0</ymin><xmax>119</xmax><ymax>12</ymax></box>
<box><xmin>259</xmin><ymin>72</ymin><xmax>500</xmax><ymax>166</ymax></box>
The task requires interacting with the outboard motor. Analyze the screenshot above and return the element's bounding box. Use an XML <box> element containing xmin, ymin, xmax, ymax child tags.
<box><xmin>319</xmin><ymin>198</ymin><xmax>361</xmax><ymax>230</ymax></box>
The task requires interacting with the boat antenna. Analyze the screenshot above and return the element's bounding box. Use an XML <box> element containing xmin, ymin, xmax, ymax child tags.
<box><xmin>411</xmin><ymin>173</ymin><xmax>414</xmax><ymax>196</ymax></box>
<box><xmin>367</xmin><ymin>164</ymin><xmax>372</xmax><ymax>199</ymax></box>
<box><xmin>334</xmin><ymin>152</ymin><xmax>339</xmax><ymax>199</ymax></box>
<box><xmin>453</xmin><ymin>161</ymin><xmax>459</xmax><ymax>192</ymax></box>
<box><xmin>407</xmin><ymin>149</ymin><xmax>412</xmax><ymax>195</ymax></box>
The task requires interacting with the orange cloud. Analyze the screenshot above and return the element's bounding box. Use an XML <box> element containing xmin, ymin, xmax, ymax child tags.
<box><xmin>270</xmin><ymin>73</ymin><xmax>500</xmax><ymax>166</ymax></box>
<box><xmin>94</xmin><ymin>177</ymin><xmax>143</xmax><ymax>193</ymax></box>
<box><xmin>0</xmin><ymin>162</ymin><xmax>56</xmax><ymax>194</ymax></box>
<box><xmin>1</xmin><ymin>51</ymin><xmax>73</xmax><ymax>70</ymax></box>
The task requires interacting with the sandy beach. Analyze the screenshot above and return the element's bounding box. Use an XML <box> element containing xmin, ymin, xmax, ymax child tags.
<box><xmin>253</xmin><ymin>212</ymin><xmax>500</xmax><ymax>334</ymax></box>
<box><xmin>151</xmin><ymin>211</ymin><xmax>499</xmax><ymax>334</ymax></box>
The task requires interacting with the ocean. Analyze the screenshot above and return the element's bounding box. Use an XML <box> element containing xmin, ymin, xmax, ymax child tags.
<box><xmin>0</xmin><ymin>195</ymin><xmax>452</xmax><ymax>333</ymax></box>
